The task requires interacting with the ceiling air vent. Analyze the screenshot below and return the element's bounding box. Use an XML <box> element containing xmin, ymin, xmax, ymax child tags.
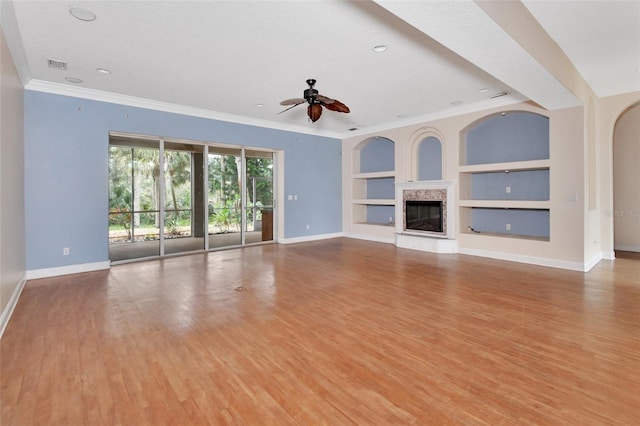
<box><xmin>47</xmin><ymin>59</ymin><xmax>68</xmax><ymax>70</ymax></box>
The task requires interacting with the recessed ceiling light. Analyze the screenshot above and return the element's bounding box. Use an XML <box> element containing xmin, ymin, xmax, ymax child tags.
<box><xmin>96</xmin><ymin>68</ymin><xmax>111</xmax><ymax>74</ymax></box>
<box><xmin>255</xmin><ymin>103</ymin><xmax>264</xmax><ymax>107</ymax></box>
<box><xmin>451</xmin><ymin>100</ymin><xmax>463</xmax><ymax>106</ymax></box>
<box><xmin>372</xmin><ymin>45</ymin><xmax>387</xmax><ymax>53</ymax></box>
<box><xmin>69</xmin><ymin>7</ymin><xmax>96</xmax><ymax>21</ymax></box>
<box><xmin>479</xmin><ymin>88</ymin><xmax>489</xmax><ymax>93</ymax></box>
<box><xmin>65</xmin><ymin>76</ymin><xmax>83</xmax><ymax>84</ymax></box>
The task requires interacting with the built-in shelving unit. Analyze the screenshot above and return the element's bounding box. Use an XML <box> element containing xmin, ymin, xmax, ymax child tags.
<box><xmin>459</xmin><ymin>111</ymin><xmax>550</xmax><ymax>241</ymax></box>
<box><xmin>352</xmin><ymin>138</ymin><xmax>396</xmax><ymax>227</ymax></box>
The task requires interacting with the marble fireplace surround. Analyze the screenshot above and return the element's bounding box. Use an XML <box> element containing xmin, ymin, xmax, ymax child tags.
<box><xmin>395</xmin><ymin>181</ymin><xmax>456</xmax><ymax>241</ymax></box>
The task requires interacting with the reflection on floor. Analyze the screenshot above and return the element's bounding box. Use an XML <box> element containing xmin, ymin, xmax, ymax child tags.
<box><xmin>109</xmin><ymin>231</ymin><xmax>265</xmax><ymax>262</ymax></box>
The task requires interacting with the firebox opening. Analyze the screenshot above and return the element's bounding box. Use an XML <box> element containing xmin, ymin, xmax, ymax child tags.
<box><xmin>405</xmin><ymin>200</ymin><xmax>443</xmax><ymax>233</ymax></box>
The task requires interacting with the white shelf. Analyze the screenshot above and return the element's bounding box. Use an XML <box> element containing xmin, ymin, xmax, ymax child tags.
<box><xmin>460</xmin><ymin>230</ymin><xmax>549</xmax><ymax>242</ymax></box>
<box><xmin>353</xmin><ymin>171</ymin><xmax>396</xmax><ymax>179</ymax></box>
<box><xmin>458</xmin><ymin>200</ymin><xmax>550</xmax><ymax>209</ymax></box>
<box><xmin>353</xmin><ymin>221</ymin><xmax>395</xmax><ymax>227</ymax></box>
<box><xmin>352</xmin><ymin>199</ymin><xmax>395</xmax><ymax>205</ymax></box>
<box><xmin>458</xmin><ymin>159</ymin><xmax>550</xmax><ymax>173</ymax></box>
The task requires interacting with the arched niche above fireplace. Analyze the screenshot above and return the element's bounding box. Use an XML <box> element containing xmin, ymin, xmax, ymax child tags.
<box><xmin>405</xmin><ymin>127</ymin><xmax>445</xmax><ymax>182</ymax></box>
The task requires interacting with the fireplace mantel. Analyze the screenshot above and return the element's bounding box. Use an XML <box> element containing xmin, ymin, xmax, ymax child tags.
<box><xmin>395</xmin><ymin>180</ymin><xmax>457</xmax><ymax>253</ymax></box>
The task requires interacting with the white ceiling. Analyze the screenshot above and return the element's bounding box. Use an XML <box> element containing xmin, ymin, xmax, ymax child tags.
<box><xmin>3</xmin><ymin>0</ymin><xmax>639</xmax><ymax>138</ymax></box>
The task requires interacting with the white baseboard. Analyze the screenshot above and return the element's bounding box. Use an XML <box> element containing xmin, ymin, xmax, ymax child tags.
<box><xmin>0</xmin><ymin>273</ymin><xmax>27</xmax><ymax>339</ymax></box>
<box><xmin>278</xmin><ymin>232</ymin><xmax>344</xmax><ymax>245</ymax></box>
<box><xmin>457</xmin><ymin>247</ymin><xmax>590</xmax><ymax>272</ymax></box>
<box><xmin>584</xmin><ymin>253</ymin><xmax>603</xmax><ymax>272</ymax></box>
<box><xmin>602</xmin><ymin>251</ymin><xmax>616</xmax><ymax>260</ymax></box>
<box><xmin>343</xmin><ymin>232</ymin><xmax>395</xmax><ymax>244</ymax></box>
<box><xmin>614</xmin><ymin>244</ymin><xmax>640</xmax><ymax>252</ymax></box>
<box><xmin>26</xmin><ymin>261</ymin><xmax>111</xmax><ymax>280</ymax></box>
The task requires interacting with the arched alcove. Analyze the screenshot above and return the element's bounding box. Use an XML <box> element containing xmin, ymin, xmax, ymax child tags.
<box><xmin>458</xmin><ymin>110</ymin><xmax>550</xmax><ymax>239</ymax></box>
<box><xmin>406</xmin><ymin>127</ymin><xmax>444</xmax><ymax>182</ymax></box>
<box><xmin>461</xmin><ymin>111</ymin><xmax>549</xmax><ymax>165</ymax></box>
<box><xmin>418</xmin><ymin>137</ymin><xmax>442</xmax><ymax>180</ymax></box>
<box><xmin>352</xmin><ymin>137</ymin><xmax>396</xmax><ymax>226</ymax></box>
<box><xmin>612</xmin><ymin>102</ymin><xmax>640</xmax><ymax>254</ymax></box>
<box><xmin>355</xmin><ymin>136</ymin><xmax>395</xmax><ymax>173</ymax></box>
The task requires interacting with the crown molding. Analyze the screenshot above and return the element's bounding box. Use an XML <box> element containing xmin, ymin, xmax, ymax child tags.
<box><xmin>344</xmin><ymin>93</ymin><xmax>529</xmax><ymax>138</ymax></box>
<box><xmin>24</xmin><ymin>79</ymin><xmax>345</xmax><ymax>140</ymax></box>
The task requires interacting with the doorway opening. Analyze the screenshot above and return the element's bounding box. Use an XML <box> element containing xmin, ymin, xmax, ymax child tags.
<box><xmin>108</xmin><ymin>134</ymin><xmax>275</xmax><ymax>262</ymax></box>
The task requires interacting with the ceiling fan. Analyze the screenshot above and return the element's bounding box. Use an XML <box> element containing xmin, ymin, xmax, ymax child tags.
<box><xmin>279</xmin><ymin>79</ymin><xmax>350</xmax><ymax>122</ymax></box>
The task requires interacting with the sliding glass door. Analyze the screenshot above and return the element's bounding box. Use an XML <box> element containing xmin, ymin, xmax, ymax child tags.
<box><xmin>108</xmin><ymin>137</ymin><xmax>161</xmax><ymax>261</ymax></box>
<box><xmin>108</xmin><ymin>135</ymin><xmax>275</xmax><ymax>262</ymax></box>
<box><xmin>246</xmin><ymin>150</ymin><xmax>274</xmax><ymax>244</ymax></box>
<box><xmin>163</xmin><ymin>141</ymin><xmax>206</xmax><ymax>255</ymax></box>
<box><xmin>207</xmin><ymin>147</ymin><xmax>243</xmax><ymax>249</ymax></box>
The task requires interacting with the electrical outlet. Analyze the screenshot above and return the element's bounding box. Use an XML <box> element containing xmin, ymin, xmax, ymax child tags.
<box><xmin>506</xmin><ymin>186</ymin><xmax>511</xmax><ymax>193</ymax></box>
<box><xmin>306</xmin><ymin>224</ymin><xmax>310</xmax><ymax>230</ymax></box>
<box><xmin>505</xmin><ymin>224</ymin><xmax>511</xmax><ymax>231</ymax></box>
<box><xmin>63</xmin><ymin>247</ymin><xmax>70</xmax><ymax>255</ymax></box>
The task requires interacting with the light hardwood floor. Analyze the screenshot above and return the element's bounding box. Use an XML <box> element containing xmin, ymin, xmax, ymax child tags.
<box><xmin>2</xmin><ymin>238</ymin><xmax>639</xmax><ymax>425</ymax></box>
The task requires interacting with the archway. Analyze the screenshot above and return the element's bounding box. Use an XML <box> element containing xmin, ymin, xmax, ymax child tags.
<box><xmin>612</xmin><ymin>102</ymin><xmax>640</xmax><ymax>257</ymax></box>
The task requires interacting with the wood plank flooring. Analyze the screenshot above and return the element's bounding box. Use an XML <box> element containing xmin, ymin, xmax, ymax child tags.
<box><xmin>2</xmin><ymin>238</ymin><xmax>639</xmax><ymax>425</ymax></box>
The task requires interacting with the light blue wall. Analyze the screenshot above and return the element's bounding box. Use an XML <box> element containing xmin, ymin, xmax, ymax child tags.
<box><xmin>360</xmin><ymin>137</ymin><xmax>394</xmax><ymax>173</ymax></box>
<box><xmin>24</xmin><ymin>91</ymin><xmax>341</xmax><ymax>270</ymax></box>
<box><xmin>471</xmin><ymin>208</ymin><xmax>550</xmax><ymax>238</ymax></box>
<box><xmin>366</xmin><ymin>177</ymin><xmax>395</xmax><ymax>199</ymax></box>
<box><xmin>366</xmin><ymin>205</ymin><xmax>395</xmax><ymax>225</ymax></box>
<box><xmin>366</xmin><ymin>177</ymin><xmax>396</xmax><ymax>224</ymax></box>
<box><xmin>418</xmin><ymin>136</ymin><xmax>442</xmax><ymax>180</ymax></box>
<box><xmin>465</xmin><ymin>112</ymin><xmax>549</xmax><ymax>165</ymax></box>
<box><xmin>472</xmin><ymin>170</ymin><xmax>549</xmax><ymax>200</ymax></box>
<box><xmin>359</xmin><ymin>137</ymin><xmax>395</xmax><ymax>223</ymax></box>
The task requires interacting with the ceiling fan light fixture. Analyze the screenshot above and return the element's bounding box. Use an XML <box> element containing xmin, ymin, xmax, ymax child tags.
<box><xmin>372</xmin><ymin>45</ymin><xmax>387</xmax><ymax>53</ymax></box>
<box><xmin>278</xmin><ymin>79</ymin><xmax>350</xmax><ymax>123</ymax></box>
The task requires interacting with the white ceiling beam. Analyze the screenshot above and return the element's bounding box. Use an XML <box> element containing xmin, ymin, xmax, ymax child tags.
<box><xmin>373</xmin><ymin>0</ymin><xmax>582</xmax><ymax>111</ymax></box>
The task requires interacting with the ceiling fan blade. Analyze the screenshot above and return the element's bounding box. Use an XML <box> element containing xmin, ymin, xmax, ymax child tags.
<box><xmin>277</xmin><ymin>102</ymin><xmax>305</xmax><ymax>115</ymax></box>
<box><xmin>280</xmin><ymin>98</ymin><xmax>306</xmax><ymax>106</ymax></box>
<box><xmin>321</xmin><ymin>99</ymin><xmax>350</xmax><ymax>113</ymax></box>
<box><xmin>307</xmin><ymin>103</ymin><xmax>323</xmax><ymax>122</ymax></box>
<box><xmin>315</xmin><ymin>94</ymin><xmax>335</xmax><ymax>104</ymax></box>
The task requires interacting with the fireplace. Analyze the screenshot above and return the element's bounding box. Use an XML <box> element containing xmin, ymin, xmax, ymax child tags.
<box><xmin>395</xmin><ymin>181</ymin><xmax>456</xmax><ymax>245</ymax></box>
<box><xmin>405</xmin><ymin>200</ymin><xmax>443</xmax><ymax>233</ymax></box>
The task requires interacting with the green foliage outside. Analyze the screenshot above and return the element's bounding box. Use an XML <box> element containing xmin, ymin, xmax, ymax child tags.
<box><xmin>108</xmin><ymin>145</ymin><xmax>273</xmax><ymax>242</ymax></box>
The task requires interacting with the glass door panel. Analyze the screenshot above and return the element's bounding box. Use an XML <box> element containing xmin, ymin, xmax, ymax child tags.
<box><xmin>163</xmin><ymin>141</ymin><xmax>206</xmax><ymax>255</ymax></box>
<box><xmin>207</xmin><ymin>147</ymin><xmax>243</xmax><ymax>249</ymax></box>
<box><xmin>245</xmin><ymin>150</ymin><xmax>274</xmax><ymax>243</ymax></box>
<box><xmin>108</xmin><ymin>138</ymin><xmax>161</xmax><ymax>261</ymax></box>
